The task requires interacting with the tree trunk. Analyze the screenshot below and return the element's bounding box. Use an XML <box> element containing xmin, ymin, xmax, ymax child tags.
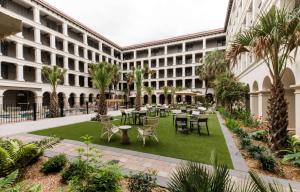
<box><xmin>98</xmin><ymin>92</ymin><xmax>107</xmax><ymax>115</ymax></box>
<box><xmin>136</xmin><ymin>90</ymin><xmax>141</xmax><ymax>111</ymax></box>
<box><xmin>148</xmin><ymin>95</ymin><xmax>152</xmax><ymax>104</ymax></box>
<box><xmin>267</xmin><ymin>78</ymin><xmax>288</xmax><ymax>151</ymax></box>
<box><xmin>50</xmin><ymin>91</ymin><xmax>59</xmax><ymax>118</ymax></box>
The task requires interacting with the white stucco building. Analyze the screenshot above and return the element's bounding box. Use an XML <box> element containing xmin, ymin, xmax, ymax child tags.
<box><xmin>225</xmin><ymin>0</ymin><xmax>300</xmax><ymax>135</ymax></box>
<box><xmin>0</xmin><ymin>0</ymin><xmax>226</xmax><ymax>109</ymax></box>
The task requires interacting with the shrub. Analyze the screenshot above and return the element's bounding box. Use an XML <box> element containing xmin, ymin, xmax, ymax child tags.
<box><xmin>250</xmin><ymin>130</ymin><xmax>268</xmax><ymax>141</ymax></box>
<box><xmin>69</xmin><ymin>164</ymin><xmax>122</xmax><ymax>192</ymax></box>
<box><xmin>61</xmin><ymin>159</ymin><xmax>94</xmax><ymax>183</ymax></box>
<box><xmin>41</xmin><ymin>154</ymin><xmax>67</xmax><ymax>174</ymax></box>
<box><xmin>128</xmin><ymin>170</ymin><xmax>157</xmax><ymax>192</ymax></box>
<box><xmin>240</xmin><ymin>137</ymin><xmax>251</xmax><ymax>149</ymax></box>
<box><xmin>259</xmin><ymin>154</ymin><xmax>276</xmax><ymax>172</ymax></box>
<box><xmin>225</xmin><ymin>118</ymin><xmax>239</xmax><ymax>131</ymax></box>
<box><xmin>246</xmin><ymin>145</ymin><xmax>265</xmax><ymax>159</ymax></box>
<box><xmin>233</xmin><ymin>127</ymin><xmax>248</xmax><ymax>139</ymax></box>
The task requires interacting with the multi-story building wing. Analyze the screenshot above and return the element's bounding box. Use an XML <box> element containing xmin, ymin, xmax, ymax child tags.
<box><xmin>0</xmin><ymin>0</ymin><xmax>226</xmax><ymax>108</ymax></box>
<box><xmin>225</xmin><ymin>0</ymin><xmax>300</xmax><ymax>135</ymax></box>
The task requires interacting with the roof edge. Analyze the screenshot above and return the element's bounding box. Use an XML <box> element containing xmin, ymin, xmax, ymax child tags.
<box><xmin>224</xmin><ymin>0</ymin><xmax>234</xmax><ymax>31</ymax></box>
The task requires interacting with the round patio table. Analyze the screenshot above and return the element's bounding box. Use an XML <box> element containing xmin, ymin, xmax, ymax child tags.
<box><xmin>119</xmin><ymin>125</ymin><xmax>132</xmax><ymax>145</ymax></box>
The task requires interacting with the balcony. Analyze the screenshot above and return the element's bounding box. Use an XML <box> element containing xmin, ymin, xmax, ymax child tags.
<box><xmin>185</xmin><ymin>40</ymin><xmax>203</xmax><ymax>52</ymax></box>
<box><xmin>136</xmin><ymin>49</ymin><xmax>148</xmax><ymax>59</ymax></box>
<box><xmin>56</xmin><ymin>55</ymin><xmax>64</xmax><ymax>68</ymax></box>
<box><xmin>22</xmin><ymin>24</ymin><xmax>34</xmax><ymax>41</ymax></box>
<box><xmin>176</xmin><ymin>56</ymin><xmax>183</xmax><ymax>65</ymax></box>
<box><xmin>176</xmin><ymin>68</ymin><xmax>182</xmax><ymax>77</ymax></box>
<box><xmin>23</xmin><ymin>45</ymin><xmax>35</xmax><ymax>62</ymax></box>
<box><xmin>68</xmin><ymin>43</ymin><xmax>75</xmax><ymax>55</ymax></box>
<box><xmin>185</xmin><ymin>55</ymin><xmax>193</xmax><ymax>64</ymax></box>
<box><xmin>123</xmin><ymin>52</ymin><xmax>134</xmax><ymax>60</ymax></box>
<box><xmin>78</xmin><ymin>46</ymin><xmax>84</xmax><ymax>58</ymax></box>
<box><xmin>68</xmin><ymin>58</ymin><xmax>75</xmax><ymax>70</ymax></box>
<box><xmin>41</xmin><ymin>50</ymin><xmax>51</xmax><ymax>65</ymax></box>
<box><xmin>1</xmin><ymin>0</ymin><xmax>33</xmax><ymax>20</ymax></box>
<box><xmin>87</xmin><ymin>36</ymin><xmax>99</xmax><ymax>50</ymax></box>
<box><xmin>151</xmin><ymin>47</ymin><xmax>164</xmax><ymax>57</ymax></box>
<box><xmin>151</xmin><ymin>59</ymin><xmax>156</xmax><ymax>68</ymax></box>
<box><xmin>102</xmin><ymin>44</ymin><xmax>112</xmax><ymax>55</ymax></box>
<box><xmin>114</xmin><ymin>50</ymin><xmax>121</xmax><ymax>60</ymax></box>
<box><xmin>55</xmin><ymin>37</ymin><xmax>63</xmax><ymax>51</ymax></box>
<box><xmin>167</xmin><ymin>69</ymin><xmax>173</xmax><ymax>78</ymax></box>
<box><xmin>167</xmin><ymin>44</ymin><xmax>182</xmax><ymax>54</ymax></box>
<box><xmin>40</xmin><ymin>31</ymin><xmax>50</xmax><ymax>47</ymax></box>
<box><xmin>1</xmin><ymin>41</ymin><xmax>16</xmax><ymax>58</ymax></box>
<box><xmin>167</xmin><ymin>57</ymin><xmax>173</xmax><ymax>66</ymax></box>
<box><xmin>206</xmin><ymin>36</ymin><xmax>226</xmax><ymax>49</ymax></box>
<box><xmin>159</xmin><ymin>58</ymin><xmax>165</xmax><ymax>67</ymax></box>
<box><xmin>159</xmin><ymin>70</ymin><xmax>164</xmax><ymax>79</ymax></box>
<box><xmin>1</xmin><ymin>62</ymin><xmax>16</xmax><ymax>80</ymax></box>
<box><xmin>68</xmin><ymin>27</ymin><xmax>83</xmax><ymax>43</ymax></box>
<box><xmin>40</xmin><ymin>12</ymin><xmax>62</xmax><ymax>33</ymax></box>
<box><xmin>69</xmin><ymin>74</ymin><xmax>75</xmax><ymax>86</ymax></box>
<box><xmin>185</xmin><ymin>67</ymin><xmax>193</xmax><ymax>76</ymax></box>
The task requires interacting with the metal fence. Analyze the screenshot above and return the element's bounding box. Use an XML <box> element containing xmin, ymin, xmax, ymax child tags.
<box><xmin>0</xmin><ymin>102</ymin><xmax>98</xmax><ymax>124</ymax></box>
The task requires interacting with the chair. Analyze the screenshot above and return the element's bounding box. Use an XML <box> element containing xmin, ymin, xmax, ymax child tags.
<box><xmin>100</xmin><ymin>120</ymin><xmax>120</xmax><ymax>142</ymax></box>
<box><xmin>159</xmin><ymin>108</ymin><xmax>167</xmax><ymax>117</ymax></box>
<box><xmin>120</xmin><ymin>109</ymin><xmax>133</xmax><ymax>124</ymax></box>
<box><xmin>175</xmin><ymin>114</ymin><xmax>189</xmax><ymax>133</ymax></box>
<box><xmin>137</xmin><ymin>116</ymin><xmax>160</xmax><ymax>146</ymax></box>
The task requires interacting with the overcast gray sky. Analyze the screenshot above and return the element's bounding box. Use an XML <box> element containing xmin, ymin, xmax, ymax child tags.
<box><xmin>43</xmin><ymin>0</ymin><xmax>229</xmax><ymax>46</ymax></box>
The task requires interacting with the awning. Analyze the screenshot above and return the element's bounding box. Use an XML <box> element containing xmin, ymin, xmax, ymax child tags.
<box><xmin>0</xmin><ymin>12</ymin><xmax>22</xmax><ymax>40</ymax></box>
<box><xmin>175</xmin><ymin>90</ymin><xmax>197</xmax><ymax>96</ymax></box>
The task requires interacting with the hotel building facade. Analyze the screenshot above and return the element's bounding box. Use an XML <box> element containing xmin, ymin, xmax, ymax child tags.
<box><xmin>225</xmin><ymin>0</ymin><xmax>300</xmax><ymax>135</ymax></box>
<box><xmin>0</xmin><ymin>0</ymin><xmax>226</xmax><ymax>109</ymax></box>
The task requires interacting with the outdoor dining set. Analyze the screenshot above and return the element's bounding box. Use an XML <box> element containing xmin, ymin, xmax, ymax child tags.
<box><xmin>100</xmin><ymin>104</ymin><xmax>211</xmax><ymax>146</ymax></box>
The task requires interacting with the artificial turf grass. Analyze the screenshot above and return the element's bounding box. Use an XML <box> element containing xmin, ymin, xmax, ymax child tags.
<box><xmin>31</xmin><ymin>114</ymin><xmax>233</xmax><ymax>168</ymax></box>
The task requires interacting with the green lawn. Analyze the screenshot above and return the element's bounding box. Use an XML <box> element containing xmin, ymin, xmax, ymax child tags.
<box><xmin>32</xmin><ymin>114</ymin><xmax>233</xmax><ymax>168</ymax></box>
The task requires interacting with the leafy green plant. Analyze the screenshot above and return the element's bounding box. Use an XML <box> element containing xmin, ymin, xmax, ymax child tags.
<box><xmin>225</xmin><ymin>118</ymin><xmax>239</xmax><ymax>131</ymax></box>
<box><xmin>259</xmin><ymin>153</ymin><xmax>277</xmax><ymax>172</ymax></box>
<box><xmin>246</xmin><ymin>145</ymin><xmax>265</xmax><ymax>159</ymax></box>
<box><xmin>128</xmin><ymin>169</ymin><xmax>157</xmax><ymax>192</ymax></box>
<box><xmin>61</xmin><ymin>159</ymin><xmax>93</xmax><ymax>183</ymax></box>
<box><xmin>0</xmin><ymin>137</ymin><xmax>60</xmax><ymax>177</ymax></box>
<box><xmin>250</xmin><ymin>130</ymin><xmax>268</xmax><ymax>141</ymax></box>
<box><xmin>41</xmin><ymin>154</ymin><xmax>67</xmax><ymax>174</ymax></box>
<box><xmin>281</xmin><ymin>137</ymin><xmax>300</xmax><ymax>166</ymax></box>
<box><xmin>240</xmin><ymin>137</ymin><xmax>251</xmax><ymax>149</ymax></box>
<box><xmin>0</xmin><ymin>170</ymin><xmax>42</xmax><ymax>192</ymax></box>
<box><xmin>233</xmin><ymin>127</ymin><xmax>248</xmax><ymax>139</ymax></box>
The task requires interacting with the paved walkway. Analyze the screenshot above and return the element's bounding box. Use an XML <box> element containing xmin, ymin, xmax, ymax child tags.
<box><xmin>8</xmin><ymin>133</ymin><xmax>300</xmax><ymax>190</ymax></box>
<box><xmin>0</xmin><ymin>110</ymin><xmax>121</xmax><ymax>137</ymax></box>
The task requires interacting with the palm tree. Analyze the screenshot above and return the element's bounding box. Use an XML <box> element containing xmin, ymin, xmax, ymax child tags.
<box><xmin>144</xmin><ymin>86</ymin><xmax>154</xmax><ymax>104</ymax></box>
<box><xmin>226</xmin><ymin>6</ymin><xmax>300</xmax><ymax>151</ymax></box>
<box><xmin>111</xmin><ymin>65</ymin><xmax>121</xmax><ymax>99</ymax></box>
<box><xmin>124</xmin><ymin>70</ymin><xmax>135</xmax><ymax>107</ymax></box>
<box><xmin>196</xmin><ymin>50</ymin><xmax>228</xmax><ymax>97</ymax></box>
<box><xmin>42</xmin><ymin>66</ymin><xmax>66</xmax><ymax>118</ymax></box>
<box><xmin>89</xmin><ymin>62</ymin><xmax>114</xmax><ymax>115</ymax></box>
<box><xmin>161</xmin><ymin>86</ymin><xmax>169</xmax><ymax>104</ymax></box>
<box><xmin>134</xmin><ymin>66</ymin><xmax>154</xmax><ymax>111</ymax></box>
<box><xmin>170</xmin><ymin>87</ymin><xmax>177</xmax><ymax>106</ymax></box>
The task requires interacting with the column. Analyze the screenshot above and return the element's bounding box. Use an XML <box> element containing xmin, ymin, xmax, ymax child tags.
<box><xmin>62</xmin><ymin>23</ymin><xmax>68</xmax><ymax>36</ymax></box>
<box><xmin>17</xmin><ymin>64</ymin><xmax>24</xmax><ymax>81</ymax></box>
<box><xmin>84</xmin><ymin>63</ymin><xmax>88</xmax><ymax>73</ymax></box>
<box><xmin>156</xmin><ymin>95</ymin><xmax>159</xmax><ymax>104</ymax></box>
<box><xmin>92</xmin><ymin>52</ymin><xmax>96</xmax><ymax>62</ymax></box>
<box><xmin>51</xmin><ymin>53</ymin><xmax>56</xmax><ymax>66</ymax></box>
<box><xmin>173</xmin><ymin>80</ymin><xmax>176</xmax><ymax>87</ymax></box>
<box><xmin>74</xmin><ymin>44</ymin><xmax>79</xmax><ymax>56</ymax></box>
<box><xmin>75</xmin><ymin>60</ymin><xmax>79</xmax><ymax>71</ymax></box>
<box><xmin>192</xmin><ymin>54</ymin><xmax>196</xmax><ymax>64</ymax></box>
<box><xmin>16</xmin><ymin>43</ymin><xmax>24</xmax><ymax>60</ymax></box>
<box><xmin>75</xmin><ymin>75</ymin><xmax>79</xmax><ymax>86</ymax></box>
<box><xmin>64</xmin><ymin>57</ymin><xmax>69</xmax><ymax>69</ymax></box>
<box><xmin>64</xmin><ymin>95</ymin><xmax>69</xmax><ymax>109</ymax></box>
<box><xmin>35</xmin><ymin>92</ymin><xmax>43</xmax><ymax>104</ymax></box>
<box><xmin>50</xmin><ymin>34</ymin><xmax>56</xmax><ymax>49</ymax></box>
<box><xmin>63</xmin><ymin>40</ymin><xmax>68</xmax><ymax>52</ymax></box>
<box><xmin>156</xmin><ymin>81</ymin><xmax>159</xmax><ymax>90</ymax></box>
<box><xmin>34</xmin><ymin>28</ymin><xmax>41</xmax><ymax>44</ymax></box>
<box><xmin>33</xmin><ymin>7</ymin><xmax>40</xmax><ymax>23</ymax></box>
<box><xmin>164</xmin><ymin>69</ymin><xmax>167</xmax><ymax>78</ymax></box>
<box><xmin>192</xmin><ymin>79</ymin><xmax>195</xmax><ymax>89</ymax></box>
<box><xmin>250</xmin><ymin>93</ymin><xmax>259</xmax><ymax>115</ymax></box>
<box><xmin>75</xmin><ymin>96</ymin><xmax>80</xmax><ymax>107</ymax></box>
<box><xmin>294</xmin><ymin>86</ymin><xmax>300</xmax><ymax>136</ymax></box>
<box><xmin>64</xmin><ymin>73</ymin><xmax>69</xmax><ymax>86</ymax></box>
<box><xmin>35</xmin><ymin>67</ymin><xmax>42</xmax><ymax>83</ymax></box>
<box><xmin>202</xmin><ymin>80</ymin><xmax>206</xmax><ymax>88</ymax></box>
<box><xmin>183</xmin><ymin>67</ymin><xmax>186</xmax><ymax>77</ymax></box>
<box><xmin>99</xmin><ymin>42</ymin><xmax>102</xmax><ymax>52</ymax></box>
<box><xmin>84</xmin><ymin>49</ymin><xmax>88</xmax><ymax>59</ymax></box>
<box><xmin>0</xmin><ymin>61</ymin><xmax>2</xmax><ymax>79</ymax></box>
<box><xmin>258</xmin><ymin>91</ymin><xmax>269</xmax><ymax>119</ymax></box>
<box><xmin>182</xmin><ymin>42</ymin><xmax>186</xmax><ymax>53</ymax></box>
<box><xmin>84</xmin><ymin>77</ymin><xmax>88</xmax><ymax>87</ymax></box>
<box><xmin>35</xmin><ymin>48</ymin><xmax>41</xmax><ymax>63</ymax></box>
<box><xmin>164</xmin><ymin>46</ymin><xmax>167</xmax><ymax>55</ymax></box>
<box><xmin>203</xmin><ymin>38</ymin><xmax>207</xmax><ymax>49</ymax></box>
<box><xmin>0</xmin><ymin>91</ymin><xmax>3</xmax><ymax>105</ymax></box>
<box><xmin>83</xmin><ymin>33</ymin><xmax>88</xmax><ymax>45</ymax></box>
<box><xmin>192</xmin><ymin>66</ymin><xmax>195</xmax><ymax>76</ymax></box>
<box><xmin>182</xmin><ymin>79</ymin><xmax>186</xmax><ymax>88</ymax></box>
<box><xmin>173</xmin><ymin>68</ymin><xmax>176</xmax><ymax>78</ymax></box>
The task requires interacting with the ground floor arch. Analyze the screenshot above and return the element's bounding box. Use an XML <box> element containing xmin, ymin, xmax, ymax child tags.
<box><xmin>69</xmin><ymin>93</ymin><xmax>76</xmax><ymax>108</ymax></box>
<box><xmin>143</xmin><ymin>95</ymin><xmax>148</xmax><ymax>105</ymax></box>
<box><xmin>3</xmin><ymin>90</ymin><xmax>36</xmax><ymax>107</ymax></box>
<box><xmin>151</xmin><ymin>95</ymin><xmax>156</xmax><ymax>104</ymax></box>
<box><xmin>42</xmin><ymin>92</ymin><xmax>50</xmax><ymax>106</ymax></box>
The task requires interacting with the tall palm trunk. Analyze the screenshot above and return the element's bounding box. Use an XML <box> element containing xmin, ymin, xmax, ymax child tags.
<box><xmin>50</xmin><ymin>91</ymin><xmax>59</xmax><ymax>118</ymax></box>
<box><xmin>267</xmin><ymin>78</ymin><xmax>288</xmax><ymax>151</ymax></box>
<box><xmin>148</xmin><ymin>95</ymin><xmax>152</xmax><ymax>104</ymax></box>
<box><xmin>99</xmin><ymin>92</ymin><xmax>107</xmax><ymax>115</ymax></box>
<box><xmin>136</xmin><ymin>90</ymin><xmax>141</xmax><ymax>111</ymax></box>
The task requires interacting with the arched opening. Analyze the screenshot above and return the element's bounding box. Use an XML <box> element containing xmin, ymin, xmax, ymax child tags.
<box><xmin>261</xmin><ymin>76</ymin><xmax>272</xmax><ymax>119</ymax></box>
<box><xmin>3</xmin><ymin>90</ymin><xmax>35</xmax><ymax>110</ymax></box>
<box><xmin>151</xmin><ymin>95</ymin><xmax>156</xmax><ymax>104</ymax></box>
<box><xmin>251</xmin><ymin>81</ymin><xmax>259</xmax><ymax>115</ymax></box>
<box><xmin>80</xmin><ymin>93</ymin><xmax>85</xmax><ymax>106</ymax></box>
<box><xmin>89</xmin><ymin>94</ymin><xmax>94</xmax><ymax>103</ymax></box>
<box><xmin>42</xmin><ymin>92</ymin><xmax>50</xmax><ymax>106</ymax></box>
<box><xmin>58</xmin><ymin>92</ymin><xmax>65</xmax><ymax>107</ymax></box>
<box><xmin>143</xmin><ymin>95</ymin><xmax>148</xmax><ymax>105</ymax></box>
<box><xmin>176</xmin><ymin>95</ymin><xmax>182</xmax><ymax>103</ymax></box>
<box><xmin>186</xmin><ymin>95</ymin><xmax>192</xmax><ymax>104</ymax></box>
<box><xmin>159</xmin><ymin>94</ymin><xmax>165</xmax><ymax>104</ymax></box>
<box><xmin>69</xmin><ymin>93</ymin><xmax>76</xmax><ymax>108</ymax></box>
<box><xmin>282</xmin><ymin>68</ymin><xmax>296</xmax><ymax>131</ymax></box>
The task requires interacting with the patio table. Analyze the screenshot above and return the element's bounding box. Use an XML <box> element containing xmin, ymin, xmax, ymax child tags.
<box><xmin>119</xmin><ymin>125</ymin><xmax>132</xmax><ymax>145</ymax></box>
<box><xmin>131</xmin><ymin>110</ymin><xmax>147</xmax><ymax>125</ymax></box>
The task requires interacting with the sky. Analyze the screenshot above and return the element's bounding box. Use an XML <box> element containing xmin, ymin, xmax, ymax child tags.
<box><xmin>43</xmin><ymin>0</ymin><xmax>229</xmax><ymax>47</ymax></box>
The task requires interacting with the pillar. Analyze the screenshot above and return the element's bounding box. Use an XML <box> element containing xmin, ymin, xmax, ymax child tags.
<box><xmin>35</xmin><ymin>67</ymin><xmax>42</xmax><ymax>83</ymax></box>
<box><xmin>64</xmin><ymin>95</ymin><xmax>69</xmax><ymax>109</ymax></box>
<box><xmin>192</xmin><ymin>79</ymin><xmax>195</xmax><ymax>89</ymax></box>
<box><xmin>156</xmin><ymin>95</ymin><xmax>159</xmax><ymax>104</ymax></box>
<box><xmin>84</xmin><ymin>49</ymin><xmax>88</xmax><ymax>59</ymax></box>
<box><xmin>63</xmin><ymin>40</ymin><xmax>68</xmax><ymax>52</ymax></box>
<box><xmin>64</xmin><ymin>57</ymin><xmax>68</xmax><ymax>69</ymax></box>
<box><xmin>84</xmin><ymin>63</ymin><xmax>88</xmax><ymax>73</ymax></box>
<box><xmin>74</xmin><ymin>44</ymin><xmax>79</xmax><ymax>56</ymax></box>
<box><xmin>35</xmin><ymin>48</ymin><xmax>41</xmax><ymax>63</ymax></box>
<box><xmin>64</xmin><ymin>73</ymin><xmax>69</xmax><ymax>86</ymax></box>
<box><xmin>33</xmin><ymin>7</ymin><xmax>40</xmax><ymax>23</ymax></box>
<box><xmin>16</xmin><ymin>43</ymin><xmax>24</xmax><ymax>60</ymax></box>
<box><xmin>258</xmin><ymin>91</ymin><xmax>269</xmax><ymax>119</ymax></box>
<box><xmin>51</xmin><ymin>53</ymin><xmax>56</xmax><ymax>66</ymax></box>
<box><xmin>83</xmin><ymin>33</ymin><xmax>88</xmax><ymax>45</ymax></box>
<box><xmin>62</xmin><ymin>23</ymin><xmax>68</xmax><ymax>36</ymax></box>
<box><xmin>17</xmin><ymin>64</ymin><xmax>24</xmax><ymax>81</ymax></box>
<box><xmin>294</xmin><ymin>86</ymin><xmax>300</xmax><ymax>136</ymax></box>
<box><xmin>35</xmin><ymin>94</ymin><xmax>43</xmax><ymax>104</ymax></box>
<box><xmin>0</xmin><ymin>61</ymin><xmax>2</xmax><ymax>79</ymax></box>
<box><xmin>203</xmin><ymin>38</ymin><xmax>207</xmax><ymax>49</ymax></box>
<box><xmin>250</xmin><ymin>93</ymin><xmax>258</xmax><ymax>116</ymax></box>
<box><xmin>75</xmin><ymin>97</ymin><xmax>80</xmax><ymax>107</ymax></box>
<box><xmin>75</xmin><ymin>60</ymin><xmax>79</xmax><ymax>71</ymax></box>
<box><xmin>34</xmin><ymin>28</ymin><xmax>41</xmax><ymax>44</ymax></box>
<box><xmin>75</xmin><ymin>75</ymin><xmax>79</xmax><ymax>86</ymax></box>
<box><xmin>202</xmin><ymin>80</ymin><xmax>206</xmax><ymax>88</ymax></box>
<box><xmin>50</xmin><ymin>34</ymin><xmax>56</xmax><ymax>49</ymax></box>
